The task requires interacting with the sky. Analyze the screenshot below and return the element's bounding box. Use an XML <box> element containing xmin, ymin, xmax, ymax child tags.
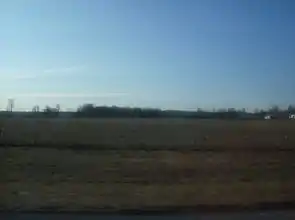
<box><xmin>1</xmin><ymin>0</ymin><xmax>295</xmax><ymax>111</ymax></box>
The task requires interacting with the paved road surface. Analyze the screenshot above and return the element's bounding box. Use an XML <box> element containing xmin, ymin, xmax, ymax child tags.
<box><xmin>1</xmin><ymin>211</ymin><xmax>295</xmax><ymax>220</ymax></box>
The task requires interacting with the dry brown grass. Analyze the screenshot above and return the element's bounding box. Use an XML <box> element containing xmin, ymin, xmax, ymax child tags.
<box><xmin>1</xmin><ymin>118</ymin><xmax>295</xmax><ymax>211</ymax></box>
<box><xmin>0</xmin><ymin>118</ymin><xmax>295</xmax><ymax>149</ymax></box>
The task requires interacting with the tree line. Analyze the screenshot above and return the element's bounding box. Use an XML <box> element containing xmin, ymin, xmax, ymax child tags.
<box><xmin>16</xmin><ymin>103</ymin><xmax>295</xmax><ymax>119</ymax></box>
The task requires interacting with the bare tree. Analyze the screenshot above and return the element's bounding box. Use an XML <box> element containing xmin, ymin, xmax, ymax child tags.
<box><xmin>7</xmin><ymin>99</ymin><xmax>14</xmax><ymax>112</ymax></box>
<box><xmin>288</xmin><ymin>105</ymin><xmax>295</xmax><ymax>113</ymax></box>
<box><xmin>269</xmin><ymin>105</ymin><xmax>279</xmax><ymax>114</ymax></box>
<box><xmin>32</xmin><ymin>105</ymin><xmax>40</xmax><ymax>112</ymax></box>
<box><xmin>56</xmin><ymin>104</ymin><xmax>60</xmax><ymax>112</ymax></box>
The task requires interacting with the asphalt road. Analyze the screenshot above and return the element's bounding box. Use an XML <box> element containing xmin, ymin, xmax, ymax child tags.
<box><xmin>1</xmin><ymin>211</ymin><xmax>295</xmax><ymax>220</ymax></box>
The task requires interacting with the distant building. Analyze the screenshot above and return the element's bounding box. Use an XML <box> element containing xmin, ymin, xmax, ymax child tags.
<box><xmin>264</xmin><ymin>115</ymin><xmax>272</xmax><ymax>120</ymax></box>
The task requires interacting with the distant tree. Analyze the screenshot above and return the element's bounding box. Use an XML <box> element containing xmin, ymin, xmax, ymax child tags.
<box><xmin>254</xmin><ymin>108</ymin><xmax>260</xmax><ymax>114</ymax></box>
<box><xmin>43</xmin><ymin>105</ymin><xmax>59</xmax><ymax>117</ymax></box>
<box><xmin>56</xmin><ymin>104</ymin><xmax>60</xmax><ymax>112</ymax></box>
<box><xmin>288</xmin><ymin>105</ymin><xmax>295</xmax><ymax>113</ymax></box>
<box><xmin>217</xmin><ymin>108</ymin><xmax>227</xmax><ymax>112</ymax></box>
<box><xmin>269</xmin><ymin>105</ymin><xmax>280</xmax><ymax>114</ymax></box>
<box><xmin>227</xmin><ymin>108</ymin><xmax>238</xmax><ymax>119</ymax></box>
<box><xmin>7</xmin><ymin>99</ymin><xmax>14</xmax><ymax>112</ymax></box>
<box><xmin>227</xmin><ymin>108</ymin><xmax>236</xmax><ymax>112</ymax></box>
<box><xmin>259</xmin><ymin>109</ymin><xmax>266</xmax><ymax>115</ymax></box>
<box><xmin>77</xmin><ymin>104</ymin><xmax>95</xmax><ymax>112</ymax></box>
<box><xmin>32</xmin><ymin>105</ymin><xmax>40</xmax><ymax>112</ymax></box>
<box><xmin>43</xmin><ymin>105</ymin><xmax>51</xmax><ymax>113</ymax></box>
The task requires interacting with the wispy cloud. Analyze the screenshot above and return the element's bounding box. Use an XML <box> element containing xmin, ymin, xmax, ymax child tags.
<box><xmin>10</xmin><ymin>74</ymin><xmax>38</xmax><ymax>80</ymax></box>
<box><xmin>0</xmin><ymin>65</ymin><xmax>87</xmax><ymax>80</ymax></box>
<box><xmin>43</xmin><ymin>65</ymin><xmax>86</xmax><ymax>75</ymax></box>
<box><xmin>13</xmin><ymin>92</ymin><xmax>129</xmax><ymax>98</ymax></box>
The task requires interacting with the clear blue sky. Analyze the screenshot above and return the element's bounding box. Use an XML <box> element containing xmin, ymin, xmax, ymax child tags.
<box><xmin>1</xmin><ymin>0</ymin><xmax>295</xmax><ymax>111</ymax></box>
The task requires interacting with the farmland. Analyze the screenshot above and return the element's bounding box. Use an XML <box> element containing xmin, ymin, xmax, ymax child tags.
<box><xmin>1</xmin><ymin>118</ymin><xmax>295</xmax><ymax>212</ymax></box>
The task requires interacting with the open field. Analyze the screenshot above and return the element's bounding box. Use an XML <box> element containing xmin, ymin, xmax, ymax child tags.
<box><xmin>1</xmin><ymin>118</ymin><xmax>295</xmax><ymax>149</ymax></box>
<box><xmin>1</xmin><ymin>118</ymin><xmax>295</xmax><ymax>212</ymax></box>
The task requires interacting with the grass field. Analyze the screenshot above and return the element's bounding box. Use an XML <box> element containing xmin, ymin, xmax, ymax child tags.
<box><xmin>0</xmin><ymin>118</ymin><xmax>295</xmax><ymax>149</ymax></box>
<box><xmin>1</xmin><ymin>118</ymin><xmax>295</xmax><ymax>212</ymax></box>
